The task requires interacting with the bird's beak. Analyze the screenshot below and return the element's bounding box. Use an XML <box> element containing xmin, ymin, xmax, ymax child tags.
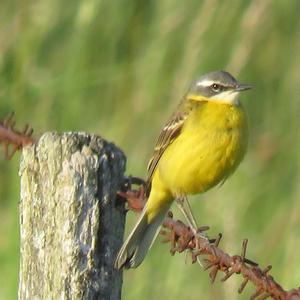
<box><xmin>235</xmin><ymin>83</ymin><xmax>253</xmax><ymax>91</ymax></box>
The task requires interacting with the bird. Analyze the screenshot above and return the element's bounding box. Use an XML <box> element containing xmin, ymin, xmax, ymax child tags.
<box><xmin>115</xmin><ymin>70</ymin><xmax>252</xmax><ymax>269</ymax></box>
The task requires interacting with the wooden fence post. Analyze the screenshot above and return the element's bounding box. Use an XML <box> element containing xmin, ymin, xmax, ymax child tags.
<box><xmin>18</xmin><ymin>132</ymin><xmax>126</xmax><ymax>300</ymax></box>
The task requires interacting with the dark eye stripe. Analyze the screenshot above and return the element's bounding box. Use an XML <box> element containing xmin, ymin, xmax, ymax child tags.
<box><xmin>211</xmin><ymin>83</ymin><xmax>232</xmax><ymax>93</ymax></box>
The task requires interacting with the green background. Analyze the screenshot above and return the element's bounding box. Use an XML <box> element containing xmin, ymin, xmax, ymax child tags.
<box><xmin>1</xmin><ymin>1</ymin><xmax>300</xmax><ymax>299</ymax></box>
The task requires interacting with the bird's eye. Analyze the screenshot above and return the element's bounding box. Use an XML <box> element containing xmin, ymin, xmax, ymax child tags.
<box><xmin>211</xmin><ymin>83</ymin><xmax>222</xmax><ymax>93</ymax></box>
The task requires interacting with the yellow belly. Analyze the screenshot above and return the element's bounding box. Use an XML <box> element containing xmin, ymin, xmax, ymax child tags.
<box><xmin>157</xmin><ymin>102</ymin><xmax>248</xmax><ymax>196</ymax></box>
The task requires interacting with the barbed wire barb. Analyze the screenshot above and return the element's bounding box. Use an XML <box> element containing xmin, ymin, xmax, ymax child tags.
<box><xmin>0</xmin><ymin>113</ymin><xmax>34</xmax><ymax>159</ymax></box>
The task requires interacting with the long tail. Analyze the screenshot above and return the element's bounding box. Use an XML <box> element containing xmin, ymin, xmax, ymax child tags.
<box><xmin>114</xmin><ymin>203</ymin><xmax>171</xmax><ymax>269</ymax></box>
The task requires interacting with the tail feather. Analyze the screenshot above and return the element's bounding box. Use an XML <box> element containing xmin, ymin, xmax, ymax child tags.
<box><xmin>115</xmin><ymin>204</ymin><xmax>170</xmax><ymax>269</ymax></box>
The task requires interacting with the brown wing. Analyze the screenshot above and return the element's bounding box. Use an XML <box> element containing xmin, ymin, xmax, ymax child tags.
<box><xmin>145</xmin><ymin>108</ymin><xmax>188</xmax><ymax>194</ymax></box>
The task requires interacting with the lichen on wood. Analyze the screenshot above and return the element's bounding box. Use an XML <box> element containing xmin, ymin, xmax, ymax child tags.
<box><xmin>18</xmin><ymin>132</ymin><xmax>126</xmax><ymax>300</ymax></box>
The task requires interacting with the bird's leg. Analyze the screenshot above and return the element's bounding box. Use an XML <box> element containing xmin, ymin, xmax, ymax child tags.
<box><xmin>175</xmin><ymin>195</ymin><xmax>206</xmax><ymax>267</ymax></box>
<box><xmin>175</xmin><ymin>195</ymin><xmax>198</xmax><ymax>234</ymax></box>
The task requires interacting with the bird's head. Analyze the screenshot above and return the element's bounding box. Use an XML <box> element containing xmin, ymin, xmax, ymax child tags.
<box><xmin>187</xmin><ymin>71</ymin><xmax>252</xmax><ymax>105</ymax></box>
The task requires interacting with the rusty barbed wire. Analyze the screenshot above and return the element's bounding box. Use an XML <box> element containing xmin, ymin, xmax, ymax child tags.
<box><xmin>0</xmin><ymin>112</ymin><xmax>34</xmax><ymax>159</ymax></box>
<box><xmin>118</xmin><ymin>182</ymin><xmax>300</xmax><ymax>300</ymax></box>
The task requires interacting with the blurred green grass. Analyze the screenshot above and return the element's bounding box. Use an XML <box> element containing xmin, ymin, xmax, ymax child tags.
<box><xmin>1</xmin><ymin>0</ymin><xmax>300</xmax><ymax>299</ymax></box>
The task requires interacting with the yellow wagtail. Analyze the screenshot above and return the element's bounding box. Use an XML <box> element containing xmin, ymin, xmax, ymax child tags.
<box><xmin>115</xmin><ymin>70</ymin><xmax>252</xmax><ymax>269</ymax></box>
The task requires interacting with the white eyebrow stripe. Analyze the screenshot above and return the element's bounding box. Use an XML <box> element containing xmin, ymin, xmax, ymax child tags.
<box><xmin>196</xmin><ymin>80</ymin><xmax>215</xmax><ymax>87</ymax></box>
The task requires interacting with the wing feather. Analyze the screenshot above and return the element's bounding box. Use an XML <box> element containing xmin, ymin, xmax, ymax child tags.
<box><xmin>145</xmin><ymin>106</ymin><xmax>189</xmax><ymax>194</ymax></box>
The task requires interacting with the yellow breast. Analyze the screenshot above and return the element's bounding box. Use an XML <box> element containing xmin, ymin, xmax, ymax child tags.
<box><xmin>157</xmin><ymin>101</ymin><xmax>248</xmax><ymax>196</ymax></box>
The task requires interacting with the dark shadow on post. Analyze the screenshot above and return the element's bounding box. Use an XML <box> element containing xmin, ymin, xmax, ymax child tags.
<box><xmin>18</xmin><ymin>132</ymin><xmax>126</xmax><ymax>300</ymax></box>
